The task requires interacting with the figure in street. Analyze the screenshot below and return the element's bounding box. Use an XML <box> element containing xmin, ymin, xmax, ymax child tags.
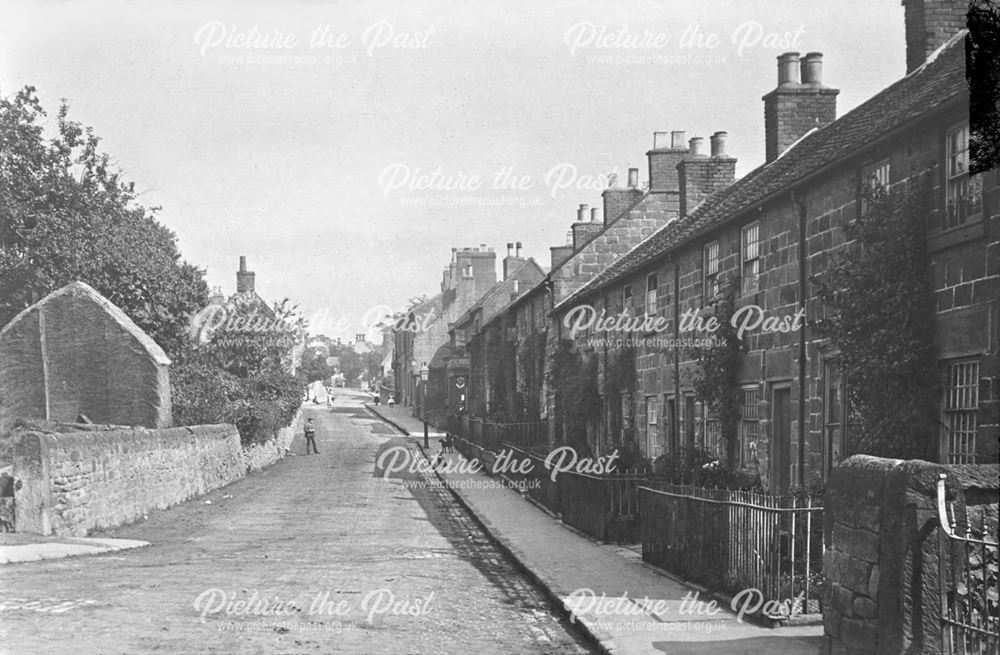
<box><xmin>304</xmin><ymin>417</ymin><xmax>319</xmax><ymax>455</ymax></box>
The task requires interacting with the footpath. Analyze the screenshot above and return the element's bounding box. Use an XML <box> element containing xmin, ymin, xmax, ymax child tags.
<box><xmin>0</xmin><ymin>532</ymin><xmax>148</xmax><ymax>564</ymax></box>
<box><xmin>367</xmin><ymin>403</ymin><xmax>825</xmax><ymax>655</ymax></box>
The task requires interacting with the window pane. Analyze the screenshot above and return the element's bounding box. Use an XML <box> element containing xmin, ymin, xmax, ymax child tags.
<box><xmin>941</xmin><ymin>360</ymin><xmax>979</xmax><ymax>464</ymax></box>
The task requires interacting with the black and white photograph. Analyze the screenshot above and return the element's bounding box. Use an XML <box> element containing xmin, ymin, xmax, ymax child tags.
<box><xmin>0</xmin><ymin>1</ymin><xmax>997</xmax><ymax>653</ymax></box>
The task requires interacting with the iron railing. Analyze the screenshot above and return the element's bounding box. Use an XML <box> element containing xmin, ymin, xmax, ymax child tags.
<box><xmin>495</xmin><ymin>442</ymin><xmax>645</xmax><ymax>542</ymax></box>
<box><xmin>639</xmin><ymin>484</ymin><xmax>824</xmax><ymax>616</ymax></box>
<box><xmin>936</xmin><ymin>474</ymin><xmax>1000</xmax><ymax>655</ymax></box>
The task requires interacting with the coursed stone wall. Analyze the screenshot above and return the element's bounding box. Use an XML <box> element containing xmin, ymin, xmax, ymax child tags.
<box><xmin>823</xmin><ymin>455</ymin><xmax>999</xmax><ymax>655</ymax></box>
<box><xmin>14</xmin><ymin>424</ymin><xmax>245</xmax><ymax>537</ymax></box>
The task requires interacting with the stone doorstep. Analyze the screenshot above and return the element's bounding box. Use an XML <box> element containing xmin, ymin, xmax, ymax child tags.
<box><xmin>0</xmin><ymin>537</ymin><xmax>149</xmax><ymax>564</ymax></box>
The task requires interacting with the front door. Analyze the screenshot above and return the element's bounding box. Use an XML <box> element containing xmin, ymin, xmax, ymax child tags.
<box><xmin>772</xmin><ymin>387</ymin><xmax>792</xmax><ymax>493</ymax></box>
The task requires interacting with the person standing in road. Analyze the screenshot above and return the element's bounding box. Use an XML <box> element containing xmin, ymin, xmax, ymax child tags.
<box><xmin>304</xmin><ymin>417</ymin><xmax>319</xmax><ymax>455</ymax></box>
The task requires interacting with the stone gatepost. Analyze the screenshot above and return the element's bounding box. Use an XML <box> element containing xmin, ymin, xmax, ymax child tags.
<box><xmin>823</xmin><ymin>455</ymin><xmax>999</xmax><ymax>655</ymax></box>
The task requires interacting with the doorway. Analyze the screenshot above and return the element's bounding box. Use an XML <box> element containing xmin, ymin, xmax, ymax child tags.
<box><xmin>772</xmin><ymin>386</ymin><xmax>792</xmax><ymax>494</ymax></box>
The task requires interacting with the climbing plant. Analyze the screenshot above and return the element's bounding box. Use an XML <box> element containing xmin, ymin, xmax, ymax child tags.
<box><xmin>813</xmin><ymin>176</ymin><xmax>939</xmax><ymax>459</ymax></box>
<box><xmin>548</xmin><ymin>339</ymin><xmax>601</xmax><ymax>455</ymax></box>
<box><xmin>515</xmin><ymin>331</ymin><xmax>546</xmax><ymax>422</ymax></box>
<box><xmin>689</xmin><ymin>281</ymin><xmax>745</xmax><ymax>470</ymax></box>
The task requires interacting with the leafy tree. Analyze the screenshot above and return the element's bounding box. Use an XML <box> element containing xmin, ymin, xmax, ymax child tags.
<box><xmin>193</xmin><ymin>295</ymin><xmax>303</xmax><ymax>378</ymax></box>
<box><xmin>297</xmin><ymin>343</ymin><xmax>337</xmax><ymax>384</ymax></box>
<box><xmin>968</xmin><ymin>0</ymin><xmax>1000</xmax><ymax>174</ymax></box>
<box><xmin>173</xmin><ymin>296</ymin><xmax>304</xmax><ymax>445</ymax></box>
<box><xmin>0</xmin><ymin>86</ymin><xmax>207</xmax><ymax>357</ymax></box>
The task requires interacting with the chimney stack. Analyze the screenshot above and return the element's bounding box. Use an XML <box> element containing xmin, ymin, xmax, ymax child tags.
<box><xmin>502</xmin><ymin>240</ymin><xmax>527</xmax><ymax>280</ymax></box>
<box><xmin>550</xmin><ymin>243</ymin><xmax>573</xmax><ymax>270</ymax></box>
<box><xmin>602</xmin><ymin>166</ymin><xmax>644</xmax><ymax>225</ymax></box>
<box><xmin>902</xmin><ymin>0</ymin><xmax>967</xmax><ymax>74</ymax></box>
<box><xmin>236</xmin><ymin>256</ymin><xmax>256</xmax><ymax>294</ymax></box>
<box><xmin>453</xmin><ymin>245</ymin><xmax>498</xmax><ymax>308</ymax></box>
<box><xmin>647</xmin><ymin>131</ymin><xmax>688</xmax><ymax>193</ymax></box>
<box><xmin>677</xmin><ymin>131</ymin><xmax>737</xmax><ymax>218</ymax></box>
<box><xmin>763</xmin><ymin>52</ymin><xmax>839</xmax><ymax>163</ymax></box>
<box><xmin>572</xmin><ymin>205</ymin><xmax>603</xmax><ymax>250</ymax></box>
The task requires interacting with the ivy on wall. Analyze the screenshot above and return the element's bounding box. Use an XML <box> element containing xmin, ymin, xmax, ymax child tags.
<box><xmin>689</xmin><ymin>282</ymin><xmax>745</xmax><ymax>470</ymax></box>
<box><xmin>813</xmin><ymin>177</ymin><xmax>939</xmax><ymax>460</ymax></box>
<box><xmin>549</xmin><ymin>339</ymin><xmax>601</xmax><ymax>455</ymax></box>
<box><xmin>515</xmin><ymin>331</ymin><xmax>546</xmax><ymax>422</ymax></box>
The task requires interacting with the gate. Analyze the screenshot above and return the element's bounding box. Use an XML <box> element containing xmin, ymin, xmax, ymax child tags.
<box><xmin>936</xmin><ymin>473</ymin><xmax>1000</xmax><ymax>654</ymax></box>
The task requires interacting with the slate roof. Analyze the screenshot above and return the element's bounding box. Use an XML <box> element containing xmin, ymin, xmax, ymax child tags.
<box><xmin>557</xmin><ymin>31</ymin><xmax>968</xmax><ymax>310</ymax></box>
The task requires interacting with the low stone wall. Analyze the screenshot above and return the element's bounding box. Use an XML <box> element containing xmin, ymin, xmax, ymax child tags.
<box><xmin>823</xmin><ymin>455</ymin><xmax>999</xmax><ymax>655</ymax></box>
<box><xmin>14</xmin><ymin>425</ymin><xmax>244</xmax><ymax>537</ymax></box>
<box><xmin>242</xmin><ymin>408</ymin><xmax>303</xmax><ymax>472</ymax></box>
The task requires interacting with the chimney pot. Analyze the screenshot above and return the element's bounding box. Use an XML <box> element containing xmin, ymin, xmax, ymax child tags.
<box><xmin>591</xmin><ymin>207</ymin><xmax>600</xmax><ymax>222</ymax></box>
<box><xmin>653</xmin><ymin>131</ymin><xmax>671</xmax><ymax>149</ymax></box>
<box><xmin>507</xmin><ymin>242</ymin><xmax>514</xmax><ymax>256</ymax></box>
<box><xmin>627</xmin><ymin>168</ymin><xmax>639</xmax><ymax>188</ymax></box>
<box><xmin>777</xmin><ymin>52</ymin><xmax>801</xmax><ymax>86</ymax></box>
<box><xmin>577</xmin><ymin>204</ymin><xmax>589</xmax><ymax>222</ymax></box>
<box><xmin>710</xmin><ymin>131</ymin><xmax>728</xmax><ymax>157</ymax></box>
<box><xmin>239</xmin><ymin>255</ymin><xmax>246</xmax><ymax>272</ymax></box>
<box><xmin>670</xmin><ymin>130</ymin><xmax>687</xmax><ymax>149</ymax></box>
<box><xmin>801</xmin><ymin>52</ymin><xmax>823</xmax><ymax>85</ymax></box>
<box><xmin>689</xmin><ymin>137</ymin><xmax>706</xmax><ymax>156</ymax></box>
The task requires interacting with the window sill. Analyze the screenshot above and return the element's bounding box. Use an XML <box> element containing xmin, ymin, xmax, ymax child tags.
<box><xmin>928</xmin><ymin>216</ymin><xmax>985</xmax><ymax>252</ymax></box>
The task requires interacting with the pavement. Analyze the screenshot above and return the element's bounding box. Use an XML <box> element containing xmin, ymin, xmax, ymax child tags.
<box><xmin>0</xmin><ymin>534</ymin><xmax>149</xmax><ymax>564</ymax></box>
<box><xmin>367</xmin><ymin>402</ymin><xmax>826</xmax><ymax>655</ymax></box>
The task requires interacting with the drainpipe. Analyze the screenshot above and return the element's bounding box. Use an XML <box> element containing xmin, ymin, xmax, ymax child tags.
<box><xmin>793</xmin><ymin>190</ymin><xmax>808</xmax><ymax>487</ymax></box>
<box><xmin>673</xmin><ymin>259</ymin><xmax>681</xmax><ymax>455</ymax></box>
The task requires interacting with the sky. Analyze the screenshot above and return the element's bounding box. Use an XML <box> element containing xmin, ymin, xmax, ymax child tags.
<box><xmin>0</xmin><ymin>0</ymin><xmax>906</xmax><ymax>341</ymax></box>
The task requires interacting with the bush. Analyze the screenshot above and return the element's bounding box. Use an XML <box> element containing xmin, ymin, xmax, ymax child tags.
<box><xmin>171</xmin><ymin>359</ymin><xmax>302</xmax><ymax>447</ymax></box>
<box><xmin>651</xmin><ymin>446</ymin><xmax>762</xmax><ymax>489</ymax></box>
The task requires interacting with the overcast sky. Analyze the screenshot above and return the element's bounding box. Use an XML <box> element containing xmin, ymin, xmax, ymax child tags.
<box><xmin>1</xmin><ymin>0</ymin><xmax>905</xmax><ymax>341</ymax></box>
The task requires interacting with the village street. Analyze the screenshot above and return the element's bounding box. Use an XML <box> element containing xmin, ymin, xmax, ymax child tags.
<box><xmin>0</xmin><ymin>390</ymin><xmax>592</xmax><ymax>655</ymax></box>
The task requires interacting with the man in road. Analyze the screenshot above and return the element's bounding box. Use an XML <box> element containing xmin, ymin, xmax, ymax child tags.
<box><xmin>304</xmin><ymin>417</ymin><xmax>319</xmax><ymax>455</ymax></box>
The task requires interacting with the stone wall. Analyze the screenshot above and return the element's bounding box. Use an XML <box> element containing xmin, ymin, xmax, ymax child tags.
<box><xmin>823</xmin><ymin>455</ymin><xmax>1000</xmax><ymax>655</ymax></box>
<box><xmin>242</xmin><ymin>408</ymin><xmax>303</xmax><ymax>472</ymax></box>
<box><xmin>0</xmin><ymin>282</ymin><xmax>171</xmax><ymax>435</ymax></box>
<box><xmin>15</xmin><ymin>424</ymin><xmax>244</xmax><ymax>537</ymax></box>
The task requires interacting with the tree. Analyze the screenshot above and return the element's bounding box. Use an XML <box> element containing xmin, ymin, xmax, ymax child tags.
<box><xmin>297</xmin><ymin>344</ymin><xmax>336</xmax><ymax>384</ymax></box>
<box><xmin>0</xmin><ymin>86</ymin><xmax>208</xmax><ymax>358</ymax></box>
<box><xmin>173</xmin><ymin>296</ymin><xmax>304</xmax><ymax>445</ymax></box>
<box><xmin>968</xmin><ymin>0</ymin><xmax>1000</xmax><ymax>174</ymax></box>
